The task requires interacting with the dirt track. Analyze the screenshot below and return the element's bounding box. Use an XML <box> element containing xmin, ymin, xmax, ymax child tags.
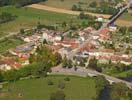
<box><xmin>28</xmin><ymin>4</ymin><xmax>132</xmax><ymax>26</ymax></box>
<box><xmin>28</xmin><ymin>4</ymin><xmax>111</xmax><ymax>18</ymax></box>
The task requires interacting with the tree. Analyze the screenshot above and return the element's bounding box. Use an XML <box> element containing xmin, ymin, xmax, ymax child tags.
<box><xmin>110</xmin><ymin>83</ymin><xmax>129</xmax><ymax>100</ymax></box>
<box><xmin>47</xmin><ymin>79</ymin><xmax>54</xmax><ymax>85</ymax></box>
<box><xmin>0</xmin><ymin>72</ymin><xmax>4</xmax><ymax>82</ymax></box>
<box><xmin>54</xmin><ymin>52</ymin><xmax>62</xmax><ymax>65</ymax></box>
<box><xmin>58</xmin><ymin>81</ymin><xmax>65</xmax><ymax>89</ymax></box>
<box><xmin>89</xmin><ymin>1</ymin><xmax>97</xmax><ymax>8</ymax></box>
<box><xmin>62</xmin><ymin>55</ymin><xmax>68</xmax><ymax>68</ymax></box>
<box><xmin>20</xmin><ymin>28</ymin><xmax>25</xmax><ymax>34</ymax></box>
<box><xmin>3</xmin><ymin>70</ymin><xmax>20</xmax><ymax>81</ymax></box>
<box><xmin>50</xmin><ymin>90</ymin><xmax>65</xmax><ymax>100</ymax></box>
<box><xmin>95</xmin><ymin>75</ymin><xmax>109</xmax><ymax>99</ymax></box>
<box><xmin>64</xmin><ymin>77</ymin><xmax>70</xmax><ymax>81</ymax></box>
<box><xmin>79</xmin><ymin>12</ymin><xmax>86</xmax><ymax>19</ymax></box>
<box><xmin>88</xmin><ymin>57</ymin><xmax>98</xmax><ymax>69</ymax></box>
<box><xmin>72</xmin><ymin>5</ymin><xmax>77</xmax><ymax>11</ymax></box>
<box><xmin>128</xmin><ymin>90</ymin><xmax>132</xmax><ymax>100</ymax></box>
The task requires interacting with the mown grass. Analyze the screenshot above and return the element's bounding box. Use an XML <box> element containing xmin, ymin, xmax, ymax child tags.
<box><xmin>1</xmin><ymin>75</ymin><xmax>96</xmax><ymax>100</ymax></box>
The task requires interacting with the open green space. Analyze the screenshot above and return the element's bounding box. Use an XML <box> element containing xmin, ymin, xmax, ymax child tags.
<box><xmin>40</xmin><ymin>0</ymin><xmax>100</xmax><ymax>10</ymax></box>
<box><xmin>1</xmin><ymin>75</ymin><xmax>96</xmax><ymax>100</ymax></box>
<box><xmin>0</xmin><ymin>6</ymin><xmax>82</xmax><ymax>36</ymax></box>
<box><xmin>112</xmin><ymin>69</ymin><xmax>132</xmax><ymax>78</ymax></box>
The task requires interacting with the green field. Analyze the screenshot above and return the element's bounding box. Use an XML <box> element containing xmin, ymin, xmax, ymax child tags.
<box><xmin>1</xmin><ymin>75</ymin><xmax>96</xmax><ymax>100</ymax></box>
<box><xmin>40</xmin><ymin>0</ymin><xmax>100</xmax><ymax>10</ymax></box>
<box><xmin>0</xmin><ymin>6</ymin><xmax>82</xmax><ymax>36</ymax></box>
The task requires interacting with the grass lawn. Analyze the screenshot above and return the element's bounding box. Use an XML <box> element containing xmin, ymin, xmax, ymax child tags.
<box><xmin>0</xmin><ymin>37</ymin><xmax>24</xmax><ymax>54</ymax></box>
<box><xmin>112</xmin><ymin>70</ymin><xmax>132</xmax><ymax>78</ymax></box>
<box><xmin>1</xmin><ymin>75</ymin><xmax>96</xmax><ymax>100</ymax></box>
<box><xmin>0</xmin><ymin>6</ymin><xmax>82</xmax><ymax>36</ymax></box>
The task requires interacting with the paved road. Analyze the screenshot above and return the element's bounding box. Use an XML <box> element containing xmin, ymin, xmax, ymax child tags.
<box><xmin>51</xmin><ymin>66</ymin><xmax>132</xmax><ymax>89</ymax></box>
<box><xmin>108</xmin><ymin>0</ymin><xmax>132</xmax><ymax>25</ymax></box>
<box><xmin>59</xmin><ymin>1</ymin><xmax>132</xmax><ymax>89</ymax></box>
<box><xmin>67</xmin><ymin>1</ymin><xmax>132</xmax><ymax>60</ymax></box>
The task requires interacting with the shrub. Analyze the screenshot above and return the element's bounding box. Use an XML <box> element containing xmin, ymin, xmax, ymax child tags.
<box><xmin>58</xmin><ymin>82</ymin><xmax>65</xmax><ymax>89</ymax></box>
<box><xmin>64</xmin><ymin>77</ymin><xmax>70</xmax><ymax>81</ymax></box>
<box><xmin>47</xmin><ymin>80</ymin><xmax>54</xmax><ymax>85</ymax></box>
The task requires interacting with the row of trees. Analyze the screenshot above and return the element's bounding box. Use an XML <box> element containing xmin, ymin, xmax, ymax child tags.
<box><xmin>0</xmin><ymin>12</ymin><xmax>17</xmax><ymax>24</ymax></box>
<box><xmin>0</xmin><ymin>45</ymin><xmax>62</xmax><ymax>82</ymax></box>
<box><xmin>71</xmin><ymin>0</ymin><xmax>120</xmax><ymax>14</ymax></box>
<box><xmin>94</xmin><ymin>75</ymin><xmax>132</xmax><ymax>100</ymax></box>
<box><xmin>0</xmin><ymin>0</ymin><xmax>47</xmax><ymax>7</ymax></box>
<box><xmin>0</xmin><ymin>62</ymin><xmax>48</xmax><ymax>82</ymax></box>
<box><xmin>78</xmin><ymin>12</ymin><xmax>102</xmax><ymax>30</ymax></box>
<box><xmin>88</xmin><ymin>57</ymin><xmax>132</xmax><ymax>74</ymax></box>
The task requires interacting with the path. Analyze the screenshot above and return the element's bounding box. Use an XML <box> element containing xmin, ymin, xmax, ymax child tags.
<box><xmin>28</xmin><ymin>4</ymin><xmax>111</xmax><ymax>18</ymax></box>
<box><xmin>51</xmin><ymin>66</ymin><xmax>132</xmax><ymax>89</ymax></box>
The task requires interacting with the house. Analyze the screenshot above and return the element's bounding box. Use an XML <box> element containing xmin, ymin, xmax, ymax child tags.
<box><xmin>98</xmin><ymin>28</ymin><xmax>110</xmax><ymax>42</ymax></box>
<box><xmin>109</xmin><ymin>25</ymin><xmax>117</xmax><ymax>32</ymax></box>
<box><xmin>10</xmin><ymin>42</ymin><xmax>35</xmax><ymax>55</ymax></box>
<box><xmin>96</xmin><ymin>16</ymin><xmax>104</xmax><ymax>22</ymax></box>
<box><xmin>99</xmin><ymin>49</ymin><xmax>115</xmax><ymax>56</ymax></box>
<box><xmin>23</xmin><ymin>35</ymin><xmax>41</xmax><ymax>43</ymax></box>
<box><xmin>79</xmin><ymin>43</ymin><xmax>95</xmax><ymax>52</ymax></box>
<box><xmin>83</xmin><ymin>27</ymin><xmax>94</xmax><ymax>33</ymax></box>
<box><xmin>0</xmin><ymin>61</ymin><xmax>11</xmax><ymax>71</ymax></box>
<box><xmin>18</xmin><ymin>54</ymin><xmax>30</xmax><ymax>65</ymax></box>
<box><xmin>0</xmin><ymin>59</ymin><xmax>22</xmax><ymax>71</ymax></box>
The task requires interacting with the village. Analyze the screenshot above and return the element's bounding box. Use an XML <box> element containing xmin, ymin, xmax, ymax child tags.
<box><xmin>0</xmin><ymin>16</ymin><xmax>131</xmax><ymax>71</ymax></box>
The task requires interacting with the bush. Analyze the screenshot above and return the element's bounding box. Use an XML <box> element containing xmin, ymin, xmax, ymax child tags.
<box><xmin>50</xmin><ymin>90</ymin><xmax>65</xmax><ymax>100</ymax></box>
<box><xmin>47</xmin><ymin>80</ymin><xmax>54</xmax><ymax>85</ymax></box>
<box><xmin>58</xmin><ymin>82</ymin><xmax>65</xmax><ymax>89</ymax></box>
<box><xmin>64</xmin><ymin>77</ymin><xmax>70</xmax><ymax>81</ymax></box>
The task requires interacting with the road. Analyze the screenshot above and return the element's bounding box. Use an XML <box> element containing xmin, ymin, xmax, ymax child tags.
<box><xmin>67</xmin><ymin>1</ymin><xmax>132</xmax><ymax>60</ymax></box>
<box><xmin>108</xmin><ymin>0</ymin><xmax>132</xmax><ymax>25</ymax></box>
<box><xmin>56</xmin><ymin>1</ymin><xmax>132</xmax><ymax>88</ymax></box>
<box><xmin>51</xmin><ymin>66</ymin><xmax>132</xmax><ymax>89</ymax></box>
